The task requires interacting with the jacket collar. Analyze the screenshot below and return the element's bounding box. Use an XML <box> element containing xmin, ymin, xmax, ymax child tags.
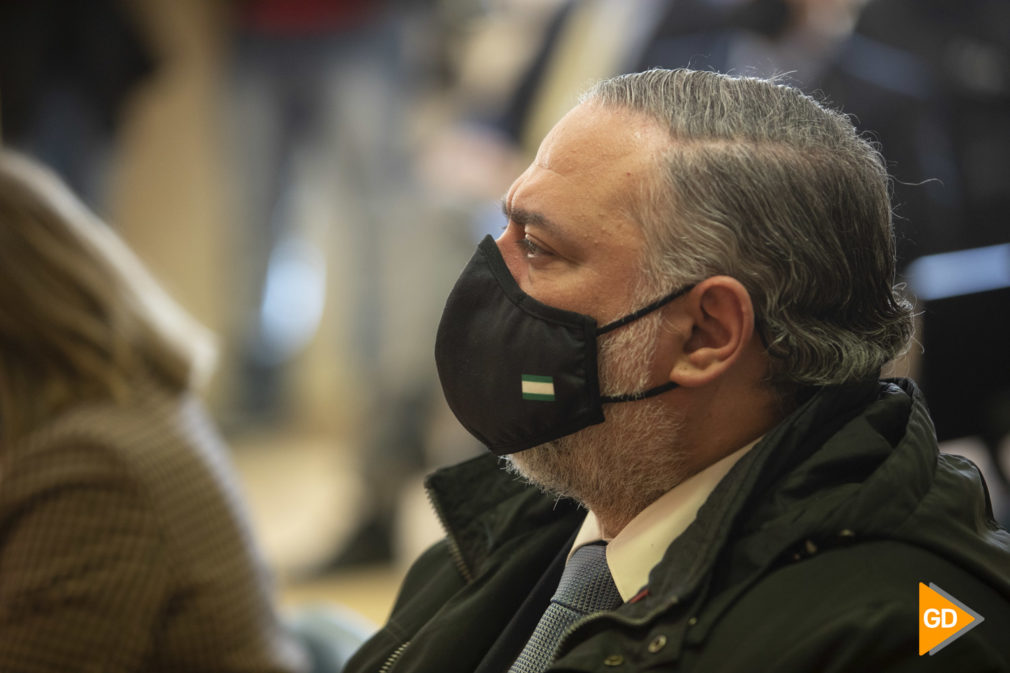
<box><xmin>641</xmin><ymin>379</ymin><xmax>886</xmax><ymax>607</ymax></box>
<box><xmin>424</xmin><ymin>453</ymin><xmax>584</xmax><ymax>581</ymax></box>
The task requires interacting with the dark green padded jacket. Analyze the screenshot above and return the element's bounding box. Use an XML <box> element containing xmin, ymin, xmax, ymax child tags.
<box><xmin>345</xmin><ymin>379</ymin><xmax>1010</xmax><ymax>672</ymax></box>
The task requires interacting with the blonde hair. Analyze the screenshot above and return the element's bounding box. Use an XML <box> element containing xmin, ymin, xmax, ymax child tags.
<box><xmin>0</xmin><ymin>151</ymin><xmax>216</xmax><ymax>444</ymax></box>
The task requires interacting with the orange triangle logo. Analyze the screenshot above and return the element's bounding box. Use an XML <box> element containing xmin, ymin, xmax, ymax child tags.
<box><xmin>919</xmin><ymin>582</ymin><xmax>985</xmax><ymax>655</ymax></box>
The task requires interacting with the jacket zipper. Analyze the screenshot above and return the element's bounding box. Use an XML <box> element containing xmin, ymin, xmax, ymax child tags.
<box><xmin>424</xmin><ymin>484</ymin><xmax>475</xmax><ymax>583</ymax></box>
<box><xmin>377</xmin><ymin>487</ymin><xmax>474</xmax><ymax>672</ymax></box>
<box><xmin>379</xmin><ymin>641</ymin><xmax>410</xmax><ymax>673</ymax></box>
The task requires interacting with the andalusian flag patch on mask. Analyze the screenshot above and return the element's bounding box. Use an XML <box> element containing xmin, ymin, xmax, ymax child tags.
<box><xmin>521</xmin><ymin>374</ymin><xmax>555</xmax><ymax>401</ymax></box>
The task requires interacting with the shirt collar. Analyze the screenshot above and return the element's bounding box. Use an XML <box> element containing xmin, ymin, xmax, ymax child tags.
<box><xmin>570</xmin><ymin>438</ymin><xmax>760</xmax><ymax>601</ymax></box>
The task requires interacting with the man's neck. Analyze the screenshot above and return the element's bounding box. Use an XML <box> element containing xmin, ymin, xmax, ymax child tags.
<box><xmin>589</xmin><ymin>404</ymin><xmax>785</xmax><ymax>537</ymax></box>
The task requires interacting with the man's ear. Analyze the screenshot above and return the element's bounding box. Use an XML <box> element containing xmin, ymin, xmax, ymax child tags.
<box><xmin>667</xmin><ymin>276</ymin><xmax>755</xmax><ymax>387</ymax></box>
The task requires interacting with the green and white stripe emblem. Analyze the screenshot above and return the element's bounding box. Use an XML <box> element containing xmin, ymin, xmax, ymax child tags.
<box><xmin>521</xmin><ymin>374</ymin><xmax>555</xmax><ymax>401</ymax></box>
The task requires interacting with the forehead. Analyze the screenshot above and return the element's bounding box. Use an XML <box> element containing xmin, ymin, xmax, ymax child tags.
<box><xmin>538</xmin><ymin>101</ymin><xmax>663</xmax><ymax>172</ymax></box>
<box><xmin>506</xmin><ymin>102</ymin><xmax>667</xmax><ymax>247</ymax></box>
<box><xmin>509</xmin><ymin>101</ymin><xmax>666</xmax><ymax>230</ymax></box>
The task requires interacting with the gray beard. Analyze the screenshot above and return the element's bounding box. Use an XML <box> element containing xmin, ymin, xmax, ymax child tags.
<box><xmin>504</xmin><ymin>306</ymin><xmax>688</xmax><ymax>525</ymax></box>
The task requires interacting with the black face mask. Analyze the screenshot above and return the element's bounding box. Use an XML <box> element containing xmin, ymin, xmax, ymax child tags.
<box><xmin>434</xmin><ymin>235</ymin><xmax>694</xmax><ymax>456</ymax></box>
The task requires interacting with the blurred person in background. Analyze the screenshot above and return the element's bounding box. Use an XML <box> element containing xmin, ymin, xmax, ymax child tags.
<box><xmin>820</xmin><ymin>0</ymin><xmax>1010</xmax><ymax>269</ymax></box>
<box><xmin>222</xmin><ymin>0</ymin><xmax>408</xmax><ymax>425</ymax></box>
<box><xmin>0</xmin><ymin>151</ymin><xmax>308</xmax><ymax>673</ymax></box>
<box><xmin>818</xmin><ymin>0</ymin><xmax>1010</xmax><ymax>513</ymax></box>
<box><xmin>220</xmin><ymin>0</ymin><xmax>460</xmax><ymax>569</ymax></box>
<box><xmin>0</xmin><ymin>0</ymin><xmax>157</xmax><ymax>214</ymax></box>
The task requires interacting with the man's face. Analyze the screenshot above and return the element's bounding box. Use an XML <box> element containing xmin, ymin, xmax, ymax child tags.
<box><xmin>497</xmin><ymin>101</ymin><xmax>665</xmax><ymax>329</ymax></box>
<box><xmin>496</xmin><ymin>102</ymin><xmax>687</xmax><ymax>518</ymax></box>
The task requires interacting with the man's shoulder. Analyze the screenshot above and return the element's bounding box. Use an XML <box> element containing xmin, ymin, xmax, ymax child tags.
<box><xmin>691</xmin><ymin>538</ymin><xmax>1010</xmax><ymax>671</ymax></box>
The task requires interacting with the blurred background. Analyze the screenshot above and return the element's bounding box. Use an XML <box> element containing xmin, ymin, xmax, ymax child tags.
<box><xmin>2</xmin><ymin>0</ymin><xmax>1008</xmax><ymax>629</ymax></box>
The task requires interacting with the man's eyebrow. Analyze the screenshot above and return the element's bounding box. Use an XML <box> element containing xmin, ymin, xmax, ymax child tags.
<box><xmin>500</xmin><ymin>200</ymin><xmax>561</xmax><ymax>235</ymax></box>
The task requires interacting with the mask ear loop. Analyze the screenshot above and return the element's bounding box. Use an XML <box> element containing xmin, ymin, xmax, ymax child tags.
<box><xmin>596</xmin><ymin>283</ymin><xmax>695</xmax><ymax>404</ymax></box>
<box><xmin>601</xmin><ymin>381</ymin><xmax>678</xmax><ymax>403</ymax></box>
<box><xmin>596</xmin><ymin>284</ymin><xmax>695</xmax><ymax>335</ymax></box>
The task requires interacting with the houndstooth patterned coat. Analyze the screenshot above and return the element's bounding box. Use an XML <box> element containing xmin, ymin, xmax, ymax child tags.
<box><xmin>0</xmin><ymin>382</ymin><xmax>308</xmax><ymax>673</ymax></box>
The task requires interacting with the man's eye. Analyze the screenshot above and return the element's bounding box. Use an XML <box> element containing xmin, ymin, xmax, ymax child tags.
<box><xmin>519</xmin><ymin>237</ymin><xmax>551</xmax><ymax>258</ymax></box>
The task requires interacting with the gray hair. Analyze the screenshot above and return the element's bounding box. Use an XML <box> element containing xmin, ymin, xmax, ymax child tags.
<box><xmin>0</xmin><ymin>151</ymin><xmax>216</xmax><ymax>444</ymax></box>
<box><xmin>583</xmin><ymin>68</ymin><xmax>914</xmax><ymax>392</ymax></box>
